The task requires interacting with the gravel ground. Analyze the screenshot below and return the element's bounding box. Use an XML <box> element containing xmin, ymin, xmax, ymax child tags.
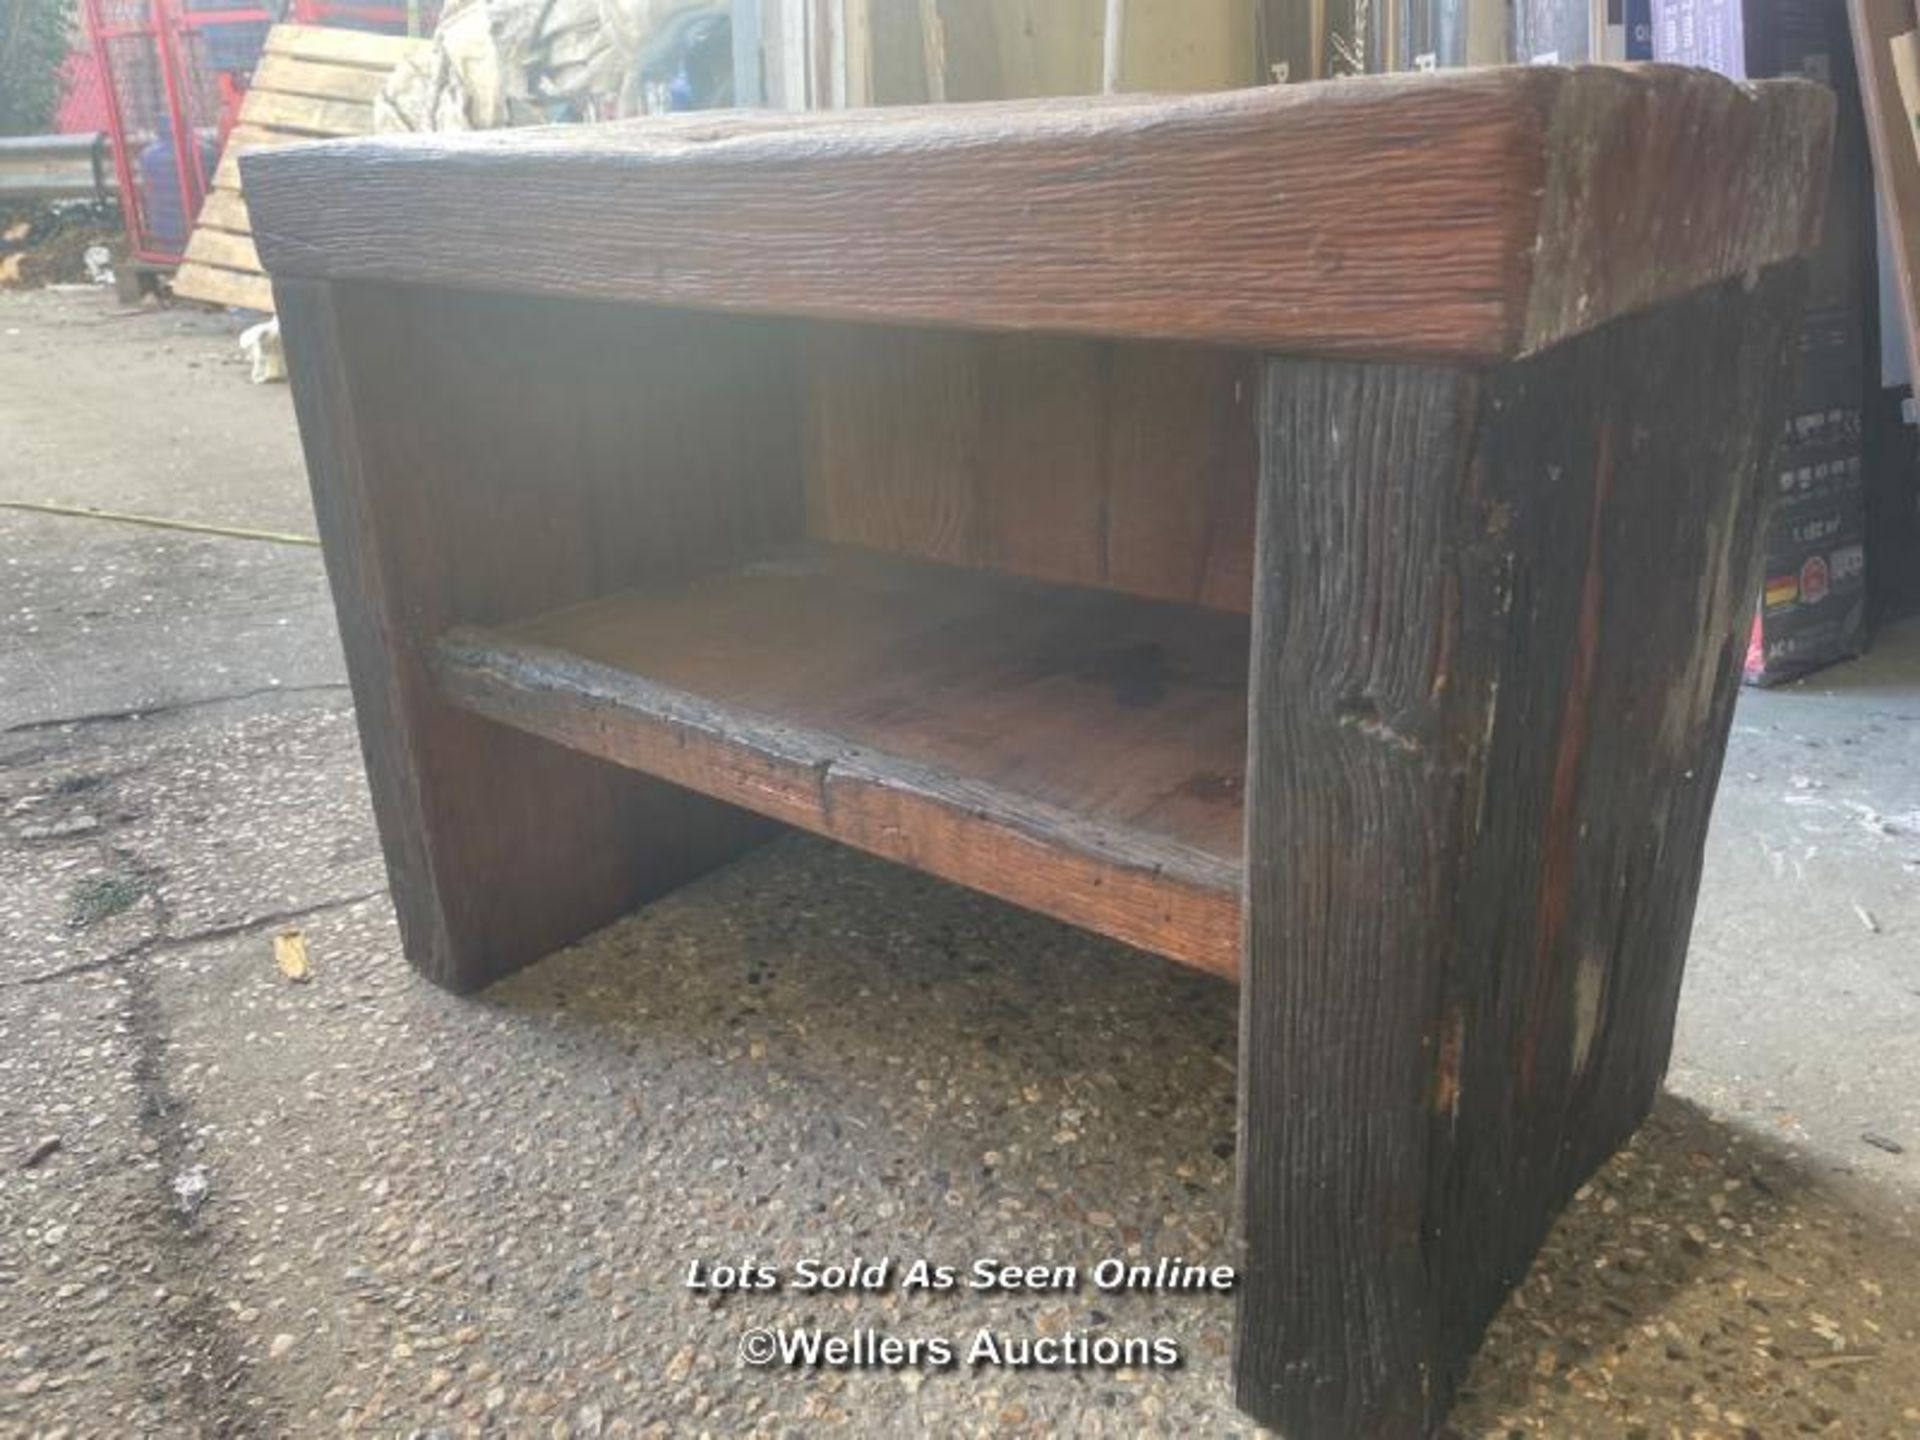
<box><xmin>2</xmin><ymin>288</ymin><xmax>1917</xmax><ymax>1436</ymax></box>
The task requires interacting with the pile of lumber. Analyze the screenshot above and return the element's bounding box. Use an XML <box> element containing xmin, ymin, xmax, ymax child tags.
<box><xmin>174</xmin><ymin>25</ymin><xmax>426</xmax><ymax>312</ymax></box>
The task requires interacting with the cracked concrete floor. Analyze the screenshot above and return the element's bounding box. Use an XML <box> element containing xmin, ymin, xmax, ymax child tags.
<box><xmin>2</xmin><ymin>288</ymin><xmax>1918</xmax><ymax>1437</ymax></box>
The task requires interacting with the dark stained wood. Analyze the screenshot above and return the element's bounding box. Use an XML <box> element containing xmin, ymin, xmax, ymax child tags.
<box><xmin>805</xmin><ymin>328</ymin><xmax>986</xmax><ymax>571</ymax></box>
<box><xmin>1235</xmin><ymin>265</ymin><xmax>1808</xmax><ymax>1436</ymax></box>
<box><xmin>275</xmin><ymin>278</ymin><xmax>795</xmax><ymax>991</ymax></box>
<box><xmin>802</xmin><ymin>327</ymin><xmax>1258</xmax><ymax>611</ymax></box>
<box><xmin>1105</xmin><ymin>345</ymin><xmax>1258</xmax><ymax>613</ymax></box>
<box><xmin>432</xmin><ymin>543</ymin><xmax>1248</xmax><ymax>975</ymax></box>
<box><xmin>262</xmin><ymin>57</ymin><xmax>1833</xmax><ymax>1436</ymax></box>
<box><xmin>245</xmin><ymin>66</ymin><xmax>1831</xmax><ymax>362</ymax></box>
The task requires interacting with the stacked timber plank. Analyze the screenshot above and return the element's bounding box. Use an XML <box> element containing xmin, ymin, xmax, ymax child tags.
<box><xmin>174</xmin><ymin>25</ymin><xmax>425</xmax><ymax>312</ymax></box>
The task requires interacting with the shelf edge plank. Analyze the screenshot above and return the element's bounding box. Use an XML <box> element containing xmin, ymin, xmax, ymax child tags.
<box><xmin>433</xmin><ymin>624</ymin><xmax>1244</xmax><ymax>978</ymax></box>
<box><xmin>244</xmin><ymin>65</ymin><xmax>1831</xmax><ymax>362</ymax></box>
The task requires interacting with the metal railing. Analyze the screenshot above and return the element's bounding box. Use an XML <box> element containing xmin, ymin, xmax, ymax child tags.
<box><xmin>0</xmin><ymin>132</ymin><xmax>119</xmax><ymax>200</ymax></box>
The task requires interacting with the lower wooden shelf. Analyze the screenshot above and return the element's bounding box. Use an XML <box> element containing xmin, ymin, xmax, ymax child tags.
<box><xmin>431</xmin><ymin>545</ymin><xmax>1251</xmax><ymax>976</ymax></box>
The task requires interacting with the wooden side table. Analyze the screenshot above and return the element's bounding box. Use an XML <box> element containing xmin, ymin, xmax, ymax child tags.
<box><xmin>249</xmin><ymin>67</ymin><xmax>1832</xmax><ymax>1437</ymax></box>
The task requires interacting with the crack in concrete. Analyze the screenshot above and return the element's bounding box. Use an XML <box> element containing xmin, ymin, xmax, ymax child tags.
<box><xmin>4</xmin><ymin>682</ymin><xmax>352</xmax><ymax>735</ymax></box>
<box><xmin>103</xmin><ymin>863</ymin><xmax>385</xmax><ymax>1433</ymax></box>
<box><xmin>2</xmin><ymin>767</ymin><xmax>387</xmax><ymax>1430</ymax></box>
<box><xmin>121</xmin><ymin>865</ymin><xmax>265</xmax><ymax>1436</ymax></box>
<box><xmin>3</xmin><ymin>887</ymin><xmax>390</xmax><ymax>991</ymax></box>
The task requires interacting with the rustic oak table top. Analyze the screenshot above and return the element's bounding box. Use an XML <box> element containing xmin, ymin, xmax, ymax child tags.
<box><xmin>247</xmin><ymin>65</ymin><xmax>1830</xmax><ymax>361</ymax></box>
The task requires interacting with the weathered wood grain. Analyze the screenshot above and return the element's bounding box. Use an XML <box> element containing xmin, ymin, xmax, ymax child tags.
<box><xmin>182</xmin><ymin>226</ymin><xmax>261</xmax><ymax>275</ymax></box>
<box><xmin>173</xmin><ymin>262</ymin><xmax>273</xmax><ymax>312</ymax></box>
<box><xmin>803</xmin><ymin>327</ymin><xmax>1257</xmax><ymax>610</ymax></box>
<box><xmin>1234</xmin><ymin>264</ymin><xmax>1807</xmax><ymax>1436</ymax></box>
<box><xmin>250</xmin><ymin>52</ymin><xmax>394</xmax><ymax>104</ymax></box>
<box><xmin>275</xmin><ymin>279</ymin><xmax>796</xmax><ymax>990</ymax></box>
<box><xmin>431</xmin><ymin>543</ymin><xmax>1249</xmax><ymax>975</ymax></box>
<box><xmin>209</xmin><ymin>125</ymin><xmax>307</xmax><ymax>193</ymax></box>
<box><xmin>193</xmin><ymin>187</ymin><xmax>250</xmax><ymax>235</ymax></box>
<box><xmin>260</xmin><ymin>23</ymin><xmax>420</xmax><ymax>67</ymax></box>
<box><xmin>245</xmin><ymin>66</ymin><xmax>1830</xmax><ymax>361</ymax></box>
<box><xmin>240</xmin><ymin>90</ymin><xmax>374</xmax><ymax>137</ymax></box>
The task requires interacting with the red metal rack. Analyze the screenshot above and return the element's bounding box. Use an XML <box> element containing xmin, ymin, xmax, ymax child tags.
<box><xmin>81</xmin><ymin>0</ymin><xmax>426</xmax><ymax>271</ymax></box>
